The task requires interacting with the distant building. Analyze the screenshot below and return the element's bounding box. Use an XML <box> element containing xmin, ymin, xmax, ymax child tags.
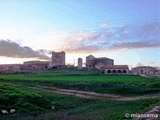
<box><xmin>102</xmin><ymin>65</ymin><xmax>129</xmax><ymax>74</ymax></box>
<box><xmin>156</xmin><ymin>70</ymin><xmax>160</xmax><ymax>76</ymax></box>
<box><xmin>77</xmin><ymin>58</ymin><xmax>83</xmax><ymax>70</ymax></box>
<box><xmin>132</xmin><ymin>66</ymin><xmax>156</xmax><ymax>75</ymax></box>
<box><xmin>51</xmin><ymin>51</ymin><xmax>65</xmax><ymax>67</ymax></box>
<box><xmin>20</xmin><ymin>61</ymin><xmax>49</xmax><ymax>72</ymax></box>
<box><xmin>86</xmin><ymin>55</ymin><xmax>114</xmax><ymax>70</ymax></box>
<box><xmin>0</xmin><ymin>60</ymin><xmax>51</xmax><ymax>74</ymax></box>
<box><xmin>95</xmin><ymin>64</ymin><xmax>129</xmax><ymax>74</ymax></box>
<box><xmin>0</xmin><ymin>64</ymin><xmax>21</xmax><ymax>74</ymax></box>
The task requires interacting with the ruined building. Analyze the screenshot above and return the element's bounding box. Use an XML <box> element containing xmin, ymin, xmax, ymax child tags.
<box><xmin>0</xmin><ymin>64</ymin><xmax>21</xmax><ymax>74</ymax></box>
<box><xmin>86</xmin><ymin>55</ymin><xmax>114</xmax><ymax>70</ymax></box>
<box><xmin>20</xmin><ymin>61</ymin><xmax>49</xmax><ymax>72</ymax></box>
<box><xmin>51</xmin><ymin>51</ymin><xmax>65</xmax><ymax>67</ymax></box>
<box><xmin>132</xmin><ymin>66</ymin><xmax>157</xmax><ymax>75</ymax></box>
<box><xmin>0</xmin><ymin>61</ymin><xmax>50</xmax><ymax>73</ymax></box>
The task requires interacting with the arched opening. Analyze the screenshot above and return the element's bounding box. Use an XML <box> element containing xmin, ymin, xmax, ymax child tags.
<box><xmin>122</xmin><ymin>70</ymin><xmax>127</xmax><ymax>73</ymax></box>
<box><xmin>107</xmin><ymin>70</ymin><xmax>111</xmax><ymax>73</ymax></box>
<box><xmin>140</xmin><ymin>69</ymin><xmax>143</xmax><ymax>74</ymax></box>
<box><xmin>117</xmin><ymin>70</ymin><xmax>121</xmax><ymax>73</ymax></box>
<box><xmin>112</xmin><ymin>70</ymin><xmax>116</xmax><ymax>74</ymax></box>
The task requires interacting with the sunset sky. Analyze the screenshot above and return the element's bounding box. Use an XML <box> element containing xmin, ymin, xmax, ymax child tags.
<box><xmin>0</xmin><ymin>0</ymin><xmax>159</xmax><ymax>67</ymax></box>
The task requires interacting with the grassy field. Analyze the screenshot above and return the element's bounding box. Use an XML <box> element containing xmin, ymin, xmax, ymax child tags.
<box><xmin>0</xmin><ymin>69</ymin><xmax>159</xmax><ymax>96</ymax></box>
<box><xmin>0</xmin><ymin>68</ymin><xmax>160</xmax><ymax>119</ymax></box>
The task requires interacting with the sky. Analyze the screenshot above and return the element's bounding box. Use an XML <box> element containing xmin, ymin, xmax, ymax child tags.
<box><xmin>0</xmin><ymin>0</ymin><xmax>160</xmax><ymax>68</ymax></box>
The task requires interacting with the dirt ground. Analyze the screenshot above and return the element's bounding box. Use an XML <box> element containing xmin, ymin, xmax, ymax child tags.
<box><xmin>28</xmin><ymin>86</ymin><xmax>160</xmax><ymax>101</ymax></box>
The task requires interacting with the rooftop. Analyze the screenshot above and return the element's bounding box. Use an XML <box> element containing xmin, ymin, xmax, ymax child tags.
<box><xmin>95</xmin><ymin>57</ymin><xmax>113</xmax><ymax>60</ymax></box>
<box><xmin>132</xmin><ymin>66</ymin><xmax>156</xmax><ymax>69</ymax></box>
<box><xmin>102</xmin><ymin>65</ymin><xmax>129</xmax><ymax>69</ymax></box>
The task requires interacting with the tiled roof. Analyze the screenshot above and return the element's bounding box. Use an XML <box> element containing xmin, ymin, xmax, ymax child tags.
<box><xmin>103</xmin><ymin>65</ymin><xmax>129</xmax><ymax>69</ymax></box>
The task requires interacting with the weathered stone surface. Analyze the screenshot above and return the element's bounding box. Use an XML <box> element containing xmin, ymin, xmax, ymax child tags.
<box><xmin>1</xmin><ymin>110</ymin><xmax>9</xmax><ymax>114</ymax></box>
<box><xmin>10</xmin><ymin>109</ymin><xmax>16</xmax><ymax>113</ymax></box>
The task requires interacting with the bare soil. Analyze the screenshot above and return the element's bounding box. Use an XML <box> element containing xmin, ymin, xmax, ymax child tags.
<box><xmin>28</xmin><ymin>86</ymin><xmax>160</xmax><ymax>101</ymax></box>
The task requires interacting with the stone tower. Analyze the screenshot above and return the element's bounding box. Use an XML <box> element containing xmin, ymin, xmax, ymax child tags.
<box><xmin>51</xmin><ymin>51</ymin><xmax>65</xmax><ymax>67</ymax></box>
<box><xmin>78</xmin><ymin>58</ymin><xmax>83</xmax><ymax>70</ymax></box>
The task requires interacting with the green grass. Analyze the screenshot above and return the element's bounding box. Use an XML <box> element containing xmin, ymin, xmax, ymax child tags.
<box><xmin>65</xmin><ymin>99</ymin><xmax>160</xmax><ymax>120</ymax></box>
<box><xmin>0</xmin><ymin>71</ymin><xmax>159</xmax><ymax>96</ymax></box>
<box><xmin>1</xmin><ymin>81</ymin><xmax>160</xmax><ymax>120</ymax></box>
<box><xmin>0</xmin><ymin>69</ymin><xmax>160</xmax><ymax>119</ymax></box>
<box><xmin>0</xmin><ymin>73</ymin><xmax>158</xmax><ymax>82</ymax></box>
<box><xmin>0</xmin><ymin>82</ymin><xmax>96</xmax><ymax>117</ymax></box>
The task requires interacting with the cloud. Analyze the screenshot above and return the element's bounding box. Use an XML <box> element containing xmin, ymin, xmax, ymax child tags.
<box><xmin>109</xmin><ymin>22</ymin><xmax>160</xmax><ymax>49</ymax></box>
<box><xmin>100</xmin><ymin>24</ymin><xmax>109</xmax><ymax>28</ymax></box>
<box><xmin>117</xmin><ymin>24</ymin><xmax>127</xmax><ymax>29</ymax></box>
<box><xmin>58</xmin><ymin>31</ymin><xmax>106</xmax><ymax>53</ymax></box>
<box><xmin>0</xmin><ymin>39</ymin><xmax>51</xmax><ymax>60</ymax></box>
<box><xmin>123</xmin><ymin>31</ymin><xmax>128</xmax><ymax>34</ymax></box>
<box><xmin>109</xmin><ymin>40</ymin><xmax>160</xmax><ymax>50</ymax></box>
<box><xmin>56</xmin><ymin>21</ymin><xmax>160</xmax><ymax>53</ymax></box>
<box><xmin>77</xmin><ymin>31</ymin><xmax>100</xmax><ymax>41</ymax></box>
<box><xmin>150</xmin><ymin>61</ymin><xmax>155</xmax><ymax>64</ymax></box>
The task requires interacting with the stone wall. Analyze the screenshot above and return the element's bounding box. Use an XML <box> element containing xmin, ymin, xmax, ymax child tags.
<box><xmin>51</xmin><ymin>51</ymin><xmax>65</xmax><ymax>66</ymax></box>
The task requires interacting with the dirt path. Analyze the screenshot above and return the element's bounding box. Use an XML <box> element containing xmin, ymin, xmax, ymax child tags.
<box><xmin>28</xmin><ymin>86</ymin><xmax>160</xmax><ymax>101</ymax></box>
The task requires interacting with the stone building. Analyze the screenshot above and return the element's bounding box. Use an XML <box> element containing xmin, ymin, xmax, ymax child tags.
<box><xmin>51</xmin><ymin>51</ymin><xmax>65</xmax><ymax>67</ymax></box>
<box><xmin>95</xmin><ymin>64</ymin><xmax>129</xmax><ymax>74</ymax></box>
<box><xmin>132</xmin><ymin>66</ymin><xmax>156</xmax><ymax>75</ymax></box>
<box><xmin>77</xmin><ymin>58</ymin><xmax>83</xmax><ymax>70</ymax></box>
<box><xmin>0</xmin><ymin>64</ymin><xmax>21</xmax><ymax>74</ymax></box>
<box><xmin>86</xmin><ymin>55</ymin><xmax>114</xmax><ymax>70</ymax></box>
<box><xmin>20</xmin><ymin>61</ymin><xmax>49</xmax><ymax>72</ymax></box>
<box><xmin>102</xmin><ymin>65</ymin><xmax>129</xmax><ymax>74</ymax></box>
